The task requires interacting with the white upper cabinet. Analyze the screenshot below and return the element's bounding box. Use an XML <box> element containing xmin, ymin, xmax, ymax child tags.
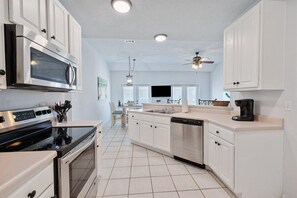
<box><xmin>69</xmin><ymin>15</ymin><xmax>82</xmax><ymax>90</ymax></box>
<box><xmin>9</xmin><ymin>0</ymin><xmax>48</xmax><ymax>38</ymax></box>
<box><xmin>224</xmin><ymin>0</ymin><xmax>286</xmax><ymax>91</ymax></box>
<box><xmin>47</xmin><ymin>0</ymin><xmax>69</xmax><ymax>51</ymax></box>
<box><xmin>0</xmin><ymin>1</ymin><xmax>7</xmax><ymax>89</ymax></box>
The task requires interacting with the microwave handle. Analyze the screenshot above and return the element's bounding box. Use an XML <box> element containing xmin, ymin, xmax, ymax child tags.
<box><xmin>66</xmin><ymin>64</ymin><xmax>71</xmax><ymax>85</ymax></box>
<box><xmin>70</xmin><ymin>64</ymin><xmax>76</xmax><ymax>86</ymax></box>
<box><xmin>61</xmin><ymin>133</ymin><xmax>96</xmax><ymax>164</ymax></box>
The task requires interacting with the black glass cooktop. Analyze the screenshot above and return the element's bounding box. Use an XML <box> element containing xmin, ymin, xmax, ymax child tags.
<box><xmin>0</xmin><ymin>121</ymin><xmax>96</xmax><ymax>157</ymax></box>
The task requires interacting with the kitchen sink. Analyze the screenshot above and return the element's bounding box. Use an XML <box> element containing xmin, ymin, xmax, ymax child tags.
<box><xmin>145</xmin><ymin>110</ymin><xmax>176</xmax><ymax>114</ymax></box>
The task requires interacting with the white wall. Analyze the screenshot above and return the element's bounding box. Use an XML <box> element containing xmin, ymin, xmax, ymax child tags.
<box><xmin>71</xmin><ymin>39</ymin><xmax>111</xmax><ymax>124</ymax></box>
<box><xmin>231</xmin><ymin>0</ymin><xmax>297</xmax><ymax>197</ymax></box>
<box><xmin>0</xmin><ymin>89</ymin><xmax>70</xmax><ymax>111</ymax></box>
<box><xmin>110</xmin><ymin>71</ymin><xmax>211</xmax><ymax>103</ymax></box>
<box><xmin>210</xmin><ymin>64</ymin><xmax>224</xmax><ymax>100</ymax></box>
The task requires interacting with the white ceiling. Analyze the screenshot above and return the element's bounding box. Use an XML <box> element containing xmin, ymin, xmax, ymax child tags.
<box><xmin>60</xmin><ymin>0</ymin><xmax>258</xmax><ymax>72</ymax></box>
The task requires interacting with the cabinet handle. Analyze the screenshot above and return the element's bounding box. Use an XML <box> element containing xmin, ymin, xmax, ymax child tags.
<box><xmin>216</xmin><ymin>131</ymin><xmax>219</xmax><ymax>134</ymax></box>
<box><xmin>97</xmin><ymin>145</ymin><xmax>99</xmax><ymax>148</ymax></box>
<box><xmin>233</xmin><ymin>82</ymin><xmax>236</xmax><ymax>85</ymax></box>
<box><xmin>51</xmin><ymin>35</ymin><xmax>56</xmax><ymax>40</ymax></box>
<box><xmin>41</xmin><ymin>28</ymin><xmax>47</xmax><ymax>33</ymax></box>
<box><xmin>0</xmin><ymin>69</ymin><xmax>6</xmax><ymax>76</ymax></box>
<box><xmin>136</xmin><ymin>123</ymin><xmax>138</xmax><ymax>125</ymax></box>
<box><xmin>132</xmin><ymin>115</ymin><xmax>134</xmax><ymax>117</ymax></box>
<box><xmin>215</xmin><ymin>141</ymin><xmax>218</xmax><ymax>144</ymax></box>
<box><xmin>155</xmin><ymin>126</ymin><xmax>157</xmax><ymax>128</ymax></box>
<box><xmin>150</xmin><ymin>125</ymin><xmax>153</xmax><ymax>127</ymax></box>
<box><xmin>28</xmin><ymin>190</ymin><xmax>36</xmax><ymax>198</ymax></box>
<box><xmin>218</xmin><ymin>143</ymin><xmax>221</xmax><ymax>146</ymax></box>
<box><xmin>236</xmin><ymin>82</ymin><xmax>240</xmax><ymax>85</ymax></box>
<box><xmin>99</xmin><ymin>131</ymin><xmax>102</xmax><ymax>133</ymax></box>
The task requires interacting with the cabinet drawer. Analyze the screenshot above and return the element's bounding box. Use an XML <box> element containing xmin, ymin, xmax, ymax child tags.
<box><xmin>7</xmin><ymin>162</ymin><xmax>54</xmax><ymax>198</ymax></box>
<box><xmin>209</xmin><ymin>123</ymin><xmax>234</xmax><ymax>144</ymax></box>
<box><xmin>154</xmin><ymin>116</ymin><xmax>171</xmax><ymax>125</ymax></box>
<box><xmin>129</xmin><ymin>112</ymin><xmax>140</xmax><ymax>119</ymax></box>
<box><xmin>140</xmin><ymin>114</ymin><xmax>154</xmax><ymax>122</ymax></box>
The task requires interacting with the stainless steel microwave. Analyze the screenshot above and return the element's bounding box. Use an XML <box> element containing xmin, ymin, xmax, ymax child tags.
<box><xmin>4</xmin><ymin>24</ymin><xmax>77</xmax><ymax>91</ymax></box>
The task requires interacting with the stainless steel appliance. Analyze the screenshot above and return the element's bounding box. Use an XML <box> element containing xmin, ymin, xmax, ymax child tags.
<box><xmin>171</xmin><ymin>117</ymin><xmax>204</xmax><ymax>168</ymax></box>
<box><xmin>232</xmin><ymin>99</ymin><xmax>254</xmax><ymax>121</ymax></box>
<box><xmin>4</xmin><ymin>24</ymin><xmax>77</xmax><ymax>91</ymax></box>
<box><xmin>0</xmin><ymin>107</ymin><xmax>97</xmax><ymax>198</ymax></box>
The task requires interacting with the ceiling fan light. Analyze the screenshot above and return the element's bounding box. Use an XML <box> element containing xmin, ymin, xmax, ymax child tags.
<box><xmin>111</xmin><ymin>0</ymin><xmax>132</xmax><ymax>13</ymax></box>
<box><xmin>192</xmin><ymin>64</ymin><xmax>198</xmax><ymax>70</ymax></box>
<box><xmin>154</xmin><ymin>34</ymin><xmax>167</xmax><ymax>42</ymax></box>
<box><xmin>199</xmin><ymin>63</ymin><xmax>203</xmax><ymax>68</ymax></box>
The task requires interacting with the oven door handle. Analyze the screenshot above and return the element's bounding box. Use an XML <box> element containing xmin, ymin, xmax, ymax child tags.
<box><xmin>61</xmin><ymin>133</ymin><xmax>96</xmax><ymax>164</ymax></box>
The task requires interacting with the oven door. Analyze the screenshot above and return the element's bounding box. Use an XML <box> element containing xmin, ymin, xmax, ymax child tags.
<box><xmin>16</xmin><ymin>36</ymin><xmax>77</xmax><ymax>90</ymax></box>
<box><xmin>59</xmin><ymin>133</ymin><xmax>97</xmax><ymax>198</ymax></box>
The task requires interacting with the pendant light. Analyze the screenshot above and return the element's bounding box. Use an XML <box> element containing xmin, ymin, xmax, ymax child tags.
<box><xmin>111</xmin><ymin>0</ymin><xmax>132</xmax><ymax>13</ymax></box>
<box><xmin>126</xmin><ymin>57</ymin><xmax>135</xmax><ymax>86</ymax></box>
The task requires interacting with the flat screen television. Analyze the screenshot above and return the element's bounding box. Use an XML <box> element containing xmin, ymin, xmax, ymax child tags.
<box><xmin>151</xmin><ymin>85</ymin><xmax>171</xmax><ymax>97</ymax></box>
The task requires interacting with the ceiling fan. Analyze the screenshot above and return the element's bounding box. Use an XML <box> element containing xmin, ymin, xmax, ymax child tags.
<box><xmin>183</xmin><ymin>52</ymin><xmax>214</xmax><ymax>70</ymax></box>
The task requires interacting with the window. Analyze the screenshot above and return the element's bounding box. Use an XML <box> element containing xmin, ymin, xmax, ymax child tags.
<box><xmin>122</xmin><ymin>86</ymin><xmax>134</xmax><ymax>103</ymax></box>
<box><xmin>138</xmin><ymin>86</ymin><xmax>150</xmax><ymax>103</ymax></box>
<box><xmin>187</xmin><ymin>86</ymin><xmax>197</xmax><ymax>105</ymax></box>
<box><xmin>172</xmin><ymin>86</ymin><xmax>182</xmax><ymax>103</ymax></box>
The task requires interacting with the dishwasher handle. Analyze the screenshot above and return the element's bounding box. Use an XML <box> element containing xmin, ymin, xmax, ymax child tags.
<box><xmin>171</xmin><ymin>117</ymin><xmax>203</xmax><ymax>126</ymax></box>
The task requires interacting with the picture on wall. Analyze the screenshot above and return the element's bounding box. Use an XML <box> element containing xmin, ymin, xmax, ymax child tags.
<box><xmin>97</xmin><ymin>77</ymin><xmax>107</xmax><ymax>100</ymax></box>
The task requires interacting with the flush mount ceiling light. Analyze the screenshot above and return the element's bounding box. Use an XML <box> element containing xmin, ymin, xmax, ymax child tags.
<box><xmin>111</xmin><ymin>0</ymin><xmax>132</xmax><ymax>13</ymax></box>
<box><xmin>154</xmin><ymin>34</ymin><xmax>167</xmax><ymax>42</ymax></box>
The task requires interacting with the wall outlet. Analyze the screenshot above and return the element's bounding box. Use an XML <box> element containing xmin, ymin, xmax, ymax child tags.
<box><xmin>285</xmin><ymin>100</ymin><xmax>293</xmax><ymax>111</ymax></box>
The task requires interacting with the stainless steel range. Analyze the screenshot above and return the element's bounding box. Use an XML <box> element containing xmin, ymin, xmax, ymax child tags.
<box><xmin>0</xmin><ymin>107</ymin><xmax>97</xmax><ymax>198</ymax></box>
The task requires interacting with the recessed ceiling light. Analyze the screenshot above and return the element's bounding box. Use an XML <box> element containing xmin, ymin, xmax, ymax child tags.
<box><xmin>154</xmin><ymin>34</ymin><xmax>167</xmax><ymax>42</ymax></box>
<box><xmin>111</xmin><ymin>0</ymin><xmax>132</xmax><ymax>13</ymax></box>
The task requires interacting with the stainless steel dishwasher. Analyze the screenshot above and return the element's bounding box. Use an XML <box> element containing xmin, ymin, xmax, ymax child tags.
<box><xmin>171</xmin><ymin>117</ymin><xmax>204</xmax><ymax>168</ymax></box>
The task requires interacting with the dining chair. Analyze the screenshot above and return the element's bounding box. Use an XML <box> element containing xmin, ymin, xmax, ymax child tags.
<box><xmin>109</xmin><ymin>102</ymin><xmax>123</xmax><ymax>127</ymax></box>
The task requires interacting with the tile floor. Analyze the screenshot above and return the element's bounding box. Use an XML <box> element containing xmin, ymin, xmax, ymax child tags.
<box><xmin>88</xmin><ymin>123</ymin><xmax>237</xmax><ymax>198</ymax></box>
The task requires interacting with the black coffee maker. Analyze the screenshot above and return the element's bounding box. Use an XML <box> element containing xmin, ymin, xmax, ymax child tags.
<box><xmin>232</xmin><ymin>99</ymin><xmax>254</xmax><ymax>121</ymax></box>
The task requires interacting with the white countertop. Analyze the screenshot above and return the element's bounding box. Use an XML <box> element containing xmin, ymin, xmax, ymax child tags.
<box><xmin>52</xmin><ymin>120</ymin><xmax>103</xmax><ymax>127</ymax></box>
<box><xmin>0</xmin><ymin>151</ymin><xmax>57</xmax><ymax>197</ymax></box>
<box><xmin>129</xmin><ymin>109</ymin><xmax>283</xmax><ymax>132</ymax></box>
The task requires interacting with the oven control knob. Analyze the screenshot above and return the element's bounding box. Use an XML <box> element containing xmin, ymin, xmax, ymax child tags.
<box><xmin>0</xmin><ymin>116</ymin><xmax>5</xmax><ymax>123</ymax></box>
<box><xmin>0</xmin><ymin>69</ymin><xmax>5</xmax><ymax>76</ymax></box>
<box><xmin>35</xmin><ymin>111</ymin><xmax>42</xmax><ymax>116</ymax></box>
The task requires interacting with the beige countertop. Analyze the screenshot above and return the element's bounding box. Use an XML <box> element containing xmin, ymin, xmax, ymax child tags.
<box><xmin>129</xmin><ymin>109</ymin><xmax>283</xmax><ymax>132</ymax></box>
<box><xmin>52</xmin><ymin>120</ymin><xmax>103</xmax><ymax>127</ymax></box>
<box><xmin>0</xmin><ymin>151</ymin><xmax>57</xmax><ymax>197</ymax></box>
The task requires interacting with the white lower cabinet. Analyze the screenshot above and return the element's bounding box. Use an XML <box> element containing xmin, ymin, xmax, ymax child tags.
<box><xmin>154</xmin><ymin>123</ymin><xmax>170</xmax><ymax>152</ymax></box>
<box><xmin>208</xmin><ymin>133</ymin><xmax>234</xmax><ymax>189</ymax></box>
<box><xmin>96</xmin><ymin>124</ymin><xmax>103</xmax><ymax>176</ymax></box>
<box><xmin>207</xmin><ymin>123</ymin><xmax>283</xmax><ymax>198</ymax></box>
<box><xmin>7</xmin><ymin>162</ymin><xmax>54</xmax><ymax>198</ymax></box>
<box><xmin>128</xmin><ymin>113</ymin><xmax>171</xmax><ymax>153</ymax></box>
<box><xmin>128</xmin><ymin>119</ymin><xmax>140</xmax><ymax>141</ymax></box>
<box><xmin>139</xmin><ymin>121</ymin><xmax>154</xmax><ymax>146</ymax></box>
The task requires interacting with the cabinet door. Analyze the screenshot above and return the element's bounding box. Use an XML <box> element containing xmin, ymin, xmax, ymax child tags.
<box><xmin>224</xmin><ymin>24</ymin><xmax>237</xmax><ymax>89</ymax></box>
<box><xmin>0</xmin><ymin>5</ymin><xmax>6</xmax><ymax>89</ymax></box>
<box><xmin>48</xmin><ymin>0</ymin><xmax>69</xmax><ymax>51</ymax></box>
<box><xmin>237</xmin><ymin>4</ymin><xmax>260</xmax><ymax>89</ymax></box>
<box><xmin>69</xmin><ymin>15</ymin><xmax>82</xmax><ymax>90</ymax></box>
<box><xmin>139</xmin><ymin>121</ymin><xmax>154</xmax><ymax>146</ymax></box>
<box><xmin>219</xmin><ymin>139</ymin><xmax>235</xmax><ymax>189</ymax></box>
<box><xmin>208</xmin><ymin>134</ymin><xmax>219</xmax><ymax>174</ymax></box>
<box><xmin>38</xmin><ymin>184</ymin><xmax>54</xmax><ymax>198</ymax></box>
<box><xmin>9</xmin><ymin>0</ymin><xmax>47</xmax><ymax>38</ymax></box>
<box><xmin>128</xmin><ymin>119</ymin><xmax>140</xmax><ymax>141</ymax></box>
<box><xmin>154</xmin><ymin>123</ymin><xmax>170</xmax><ymax>152</ymax></box>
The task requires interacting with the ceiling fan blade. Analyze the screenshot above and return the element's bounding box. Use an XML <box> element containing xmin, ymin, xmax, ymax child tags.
<box><xmin>201</xmin><ymin>61</ymin><xmax>214</xmax><ymax>64</ymax></box>
<box><xmin>182</xmin><ymin>63</ymin><xmax>192</xmax><ymax>65</ymax></box>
